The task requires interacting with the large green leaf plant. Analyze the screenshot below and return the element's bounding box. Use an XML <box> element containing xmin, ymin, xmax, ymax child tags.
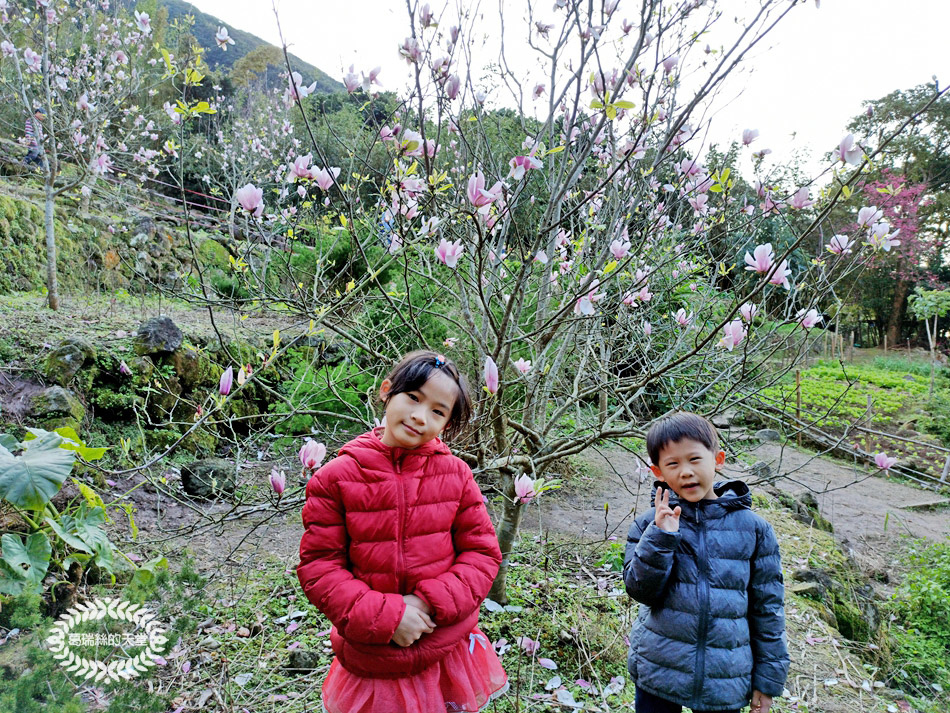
<box><xmin>0</xmin><ymin>427</ymin><xmax>152</xmax><ymax>596</ymax></box>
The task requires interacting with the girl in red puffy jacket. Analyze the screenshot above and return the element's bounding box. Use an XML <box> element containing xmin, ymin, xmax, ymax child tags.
<box><xmin>297</xmin><ymin>350</ymin><xmax>508</xmax><ymax>713</ymax></box>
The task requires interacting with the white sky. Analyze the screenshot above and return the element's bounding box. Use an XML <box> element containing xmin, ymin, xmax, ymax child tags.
<box><xmin>189</xmin><ymin>0</ymin><xmax>948</xmax><ymax>177</ymax></box>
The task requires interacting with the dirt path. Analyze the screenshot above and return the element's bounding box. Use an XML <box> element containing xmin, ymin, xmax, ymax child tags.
<box><xmin>523</xmin><ymin>439</ymin><xmax>950</xmax><ymax>565</ymax></box>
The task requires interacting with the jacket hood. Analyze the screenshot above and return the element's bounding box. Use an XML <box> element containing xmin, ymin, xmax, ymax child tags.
<box><xmin>653</xmin><ymin>479</ymin><xmax>751</xmax><ymax>519</ymax></box>
<box><xmin>338</xmin><ymin>427</ymin><xmax>451</xmax><ymax>464</ymax></box>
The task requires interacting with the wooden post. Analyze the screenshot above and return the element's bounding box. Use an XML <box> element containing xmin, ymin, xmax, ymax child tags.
<box><xmin>884</xmin><ymin>334</ymin><xmax>887</xmax><ymax>354</ymax></box>
<box><xmin>796</xmin><ymin>369</ymin><xmax>802</xmax><ymax>447</ymax></box>
<box><xmin>867</xmin><ymin>393</ymin><xmax>873</xmax><ymax>426</ymax></box>
<box><xmin>849</xmin><ymin>331</ymin><xmax>855</xmax><ymax>361</ymax></box>
<box><xmin>941</xmin><ymin>454</ymin><xmax>950</xmax><ymax>484</ymax></box>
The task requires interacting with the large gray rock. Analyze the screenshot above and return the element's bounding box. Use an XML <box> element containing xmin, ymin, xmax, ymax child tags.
<box><xmin>755</xmin><ymin>428</ymin><xmax>781</xmax><ymax>443</ymax></box>
<box><xmin>180</xmin><ymin>458</ymin><xmax>236</xmax><ymax>499</ymax></box>
<box><xmin>30</xmin><ymin>386</ymin><xmax>85</xmax><ymax>432</ymax></box>
<box><xmin>134</xmin><ymin>317</ymin><xmax>183</xmax><ymax>356</ymax></box>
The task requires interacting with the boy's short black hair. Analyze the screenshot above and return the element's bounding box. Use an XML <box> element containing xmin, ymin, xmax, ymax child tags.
<box><xmin>383</xmin><ymin>350</ymin><xmax>472</xmax><ymax>442</ymax></box>
<box><xmin>646</xmin><ymin>412</ymin><xmax>719</xmax><ymax>465</ymax></box>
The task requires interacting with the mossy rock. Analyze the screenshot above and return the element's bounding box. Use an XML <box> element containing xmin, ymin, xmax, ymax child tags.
<box><xmin>180</xmin><ymin>458</ymin><xmax>236</xmax><ymax>499</ymax></box>
<box><xmin>170</xmin><ymin>348</ymin><xmax>215</xmax><ymax>392</ymax></box>
<box><xmin>29</xmin><ymin>386</ymin><xmax>85</xmax><ymax>432</ymax></box>
<box><xmin>134</xmin><ymin>316</ymin><xmax>183</xmax><ymax>356</ymax></box>
<box><xmin>196</xmin><ymin>238</ymin><xmax>231</xmax><ymax>271</ymax></box>
<box><xmin>43</xmin><ymin>337</ymin><xmax>97</xmax><ymax>387</ymax></box>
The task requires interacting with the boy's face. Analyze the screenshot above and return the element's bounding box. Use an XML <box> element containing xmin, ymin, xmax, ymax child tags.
<box><xmin>650</xmin><ymin>438</ymin><xmax>725</xmax><ymax>502</ymax></box>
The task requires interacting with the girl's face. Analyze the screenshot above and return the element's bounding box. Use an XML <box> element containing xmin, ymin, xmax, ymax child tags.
<box><xmin>378</xmin><ymin>371</ymin><xmax>458</xmax><ymax>449</ymax></box>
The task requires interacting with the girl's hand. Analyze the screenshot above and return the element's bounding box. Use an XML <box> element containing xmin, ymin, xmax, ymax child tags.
<box><xmin>750</xmin><ymin>690</ymin><xmax>773</xmax><ymax>713</ymax></box>
<box><xmin>392</xmin><ymin>604</ymin><xmax>436</xmax><ymax>647</ymax></box>
<box><xmin>403</xmin><ymin>593</ymin><xmax>431</xmax><ymax>615</ymax></box>
<box><xmin>654</xmin><ymin>487</ymin><xmax>681</xmax><ymax>533</ymax></box>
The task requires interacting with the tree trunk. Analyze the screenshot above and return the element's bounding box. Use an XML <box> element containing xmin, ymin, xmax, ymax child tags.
<box><xmin>488</xmin><ymin>487</ymin><xmax>523</xmax><ymax>605</ymax></box>
<box><xmin>885</xmin><ymin>278</ymin><xmax>910</xmax><ymax>347</ymax></box>
<box><xmin>44</xmin><ymin>181</ymin><xmax>59</xmax><ymax>310</ymax></box>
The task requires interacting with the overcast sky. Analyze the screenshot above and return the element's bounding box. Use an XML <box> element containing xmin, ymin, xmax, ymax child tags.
<box><xmin>189</xmin><ymin>0</ymin><xmax>948</xmax><ymax>176</ymax></box>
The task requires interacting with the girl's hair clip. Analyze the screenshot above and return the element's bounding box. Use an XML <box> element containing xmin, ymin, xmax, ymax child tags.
<box><xmin>434</xmin><ymin>354</ymin><xmax>446</xmax><ymax>368</ymax></box>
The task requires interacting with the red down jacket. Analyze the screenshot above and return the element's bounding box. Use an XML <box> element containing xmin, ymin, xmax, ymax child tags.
<box><xmin>297</xmin><ymin>428</ymin><xmax>502</xmax><ymax>678</ymax></box>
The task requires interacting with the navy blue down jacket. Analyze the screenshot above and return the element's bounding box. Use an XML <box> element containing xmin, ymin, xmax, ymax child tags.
<box><xmin>623</xmin><ymin>480</ymin><xmax>789</xmax><ymax>711</ymax></box>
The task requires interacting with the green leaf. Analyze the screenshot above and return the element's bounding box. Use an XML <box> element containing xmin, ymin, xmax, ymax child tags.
<box><xmin>720</xmin><ymin>168</ymin><xmax>731</xmax><ymax>183</ymax></box>
<box><xmin>0</xmin><ymin>532</ymin><xmax>51</xmax><ymax>595</ymax></box>
<box><xmin>51</xmin><ymin>427</ymin><xmax>107</xmax><ymax>462</ymax></box>
<box><xmin>73</xmin><ymin>478</ymin><xmax>107</xmax><ymax>511</ymax></box>
<box><xmin>708</xmin><ymin>183</ymin><xmax>723</xmax><ymax>193</ymax></box>
<box><xmin>45</xmin><ymin>503</ymin><xmax>110</xmax><ymax>557</ymax></box>
<box><xmin>589</xmin><ymin>100</ymin><xmax>604</xmax><ymax>110</ymax></box>
<box><xmin>0</xmin><ymin>434</ymin><xmax>17</xmax><ymax>451</ymax></box>
<box><xmin>605</xmin><ymin>104</ymin><xmax>617</xmax><ymax>120</ymax></box>
<box><xmin>842</xmin><ymin>185</ymin><xmax>852</xmax><ymax>199</ymax></box>
<box><xmin>613</xmin><ymin>100</ymin><xmax>635</xmax><ymax>109</ymax></box>
<box><xmin>129</xmin><ymin>556</ymin><xmax>169</xmax><ymax>590</ymax></box>
<box><xmin>0</xmin><ymin>431</ymin><xmax>75</xmax><ymax>510</ymax></box>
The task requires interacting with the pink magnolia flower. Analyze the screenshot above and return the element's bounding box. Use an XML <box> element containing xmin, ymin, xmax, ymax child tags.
<box><xmin>533</xmin><ymin>83</ymin><xmax>546</xmax><ymax>99</ymax></box>
<box><xmin>467</xmin><ymin>172</ymin><xmax>504</xmax><ymax>214</ymax></box>
<box><xmin>752</xmin><ymin>148</ymin><xmax>772</xmax><ymax>160</ymax></box>
<box><xmin>215</xmin><ymin>27</ymin><xmax>235</xmax><ymax>51</ymax></box>
<box><xmin>288</xmin><ymin>154</ymin><xmax>313</xmax><ymax>181</ymax></box>
<box><xmin>609</xmin><ymin>239</ymin><xmax>631</xmax><ymax>260</ymax></box>
<box><xmin>111</xmin><ymin>50</ymin><xmax>128</xmax><ymax>65</ymax></box>
<box><xmin>443</xmin><ymin>337</ymin><xmax>458</xmax><ymax>348</ymax></box>
<box><xmin>134</xmin><ymin>11</ymin><xmax>151</xmax><ymax>34</ymax></box>
<box><xmin>435</xmin><ymin>238</ymin><xmax>464</xmax><ymax>268</ymax></box>
<box><xmin>445</xmin><ymin>75</ymin><xmax>461</xmax><ymax>100</ymax></box>
<box><xmin>288</xmin><ymin>71</ymin><xmax>317</xmax><ymax>100</ymax></box>
<box><xmin>744</xmin><ymin>243</ymin><xmax>774</xmax><ymax>274</ymax></box>
<box><xmin>419</xmin><ymin>2</ymin><xmax>435</xmax><ymax>27</ymax></box>
<box><xmin>269</xmin><ymin>468</ymin><xmax>286</xmax><ymax>495</ymax></box>
<box><xmin>874</xmin><ymin>452</ymin><xmax>897</xmax><ymax>471</ymax></box>
<box><xmin>677</xmin><ymin>158</ymin><xmax>704</xmax><ymax>178</ymax></box>
<box><xmin>534</xmin><ymin>251</ymin><xmax>548</xmax><ymax>265</ymax></box>
<box><xmin>312</xmin><ymin>166</ymin><xmax>341</xmax><ymax>191</ymax></box>
<box><xmin>400</xmin><ymin>129</ymin><xmax>424</xmax><ymax>156</ymax></box>
<box><xmin>235</xmin><ymin>183</ymin><xmax>264</xmax><ymax>217</ymax></box>
<box><xmin>675</xmin><ymin>308</ymin><xmax>691</xmax><ymax>327</ymax></box>
<box><xmin>119</xmin><ymin>360</ymin><xmax>132</xmax><ymax>376</ymax></box>
<box><xmin>92</xmin><ymin>153</ymin><xmax>114</xmax><ymax>175</ymax></box>
<box><xmin>797</xmin><ymin>308</ymin><xmax>822</xmax><ymax>329</ymax></box>
<box><xmin>827</xmin><ymin>234</ymin><xmax>854</xmax><ymax>255</ymax></box>
<box><xmin>635</xmin><ymin>285</ymin><xmax>653</xmax><ymax>303</ymax></box>
<box><xmin>300</xmin><ymin>440</ymin><xmax>327</xmax><ymax>471</ymax></box>
<box><xmin>769</xmin><ymin>259</ymin><xmax>792</xmax><ymax>289</ymax></box>
<box><xmin>867</xmin><ymin>222</ymin><xmax>901</xmax><ymax>251</ymax></box>
<box><xmin>719</xmin><ymin>320</ymin><xmax>746</xmax><ymax>351</ymax></box>
<box><xmin>24</xmin><ymin>48</ymin><xmax>41</xmax><ymax>72</ymax></box>
<box><xmin>739</xmin><ymin>303</ymin><xmax>758</xmax><ymax>322</ymax></box>
<box><xmin>661</xmin><ymin>55</ymin><xmax>678</xmax><ymax>74</ymax></box>
<box><xmin>219</xmin><ymin>366</ymin><xmax>234</xmax><ymax>395</ymax></box>
<box><xmin>379</xmin><ymin>126</ymin><xmax>396</xmax><ymax>141</ymax></box>
<box><xmin>789</xmin><ymin>187</ymin><xmax>815</xmax><ymax>210</ymax></box>
<box><xmin>856</xmin><ymin>205</ymin><xmax>883</xmax><ymax>228</ymax></box>
<box><xmin>508</xmin><ymin>155</ymin><xmax>542</xmax><ymax>180</ymax></box>
<box><xmin>514</xmin><ymin>474</ymin><xmax>536</xmax><ymax>504</ymax></box>
<box><xmin>833</xmin><ymin>133</ymin><xmax>863</xmax><ymax>165</ymax></box>
<box><xmin>742</xmin><ymin>128</ymin><xmax>759</xmax><ymax>145</ymax></box>
<box><xmin>514</xmin><ymin>358</ymin><xmax>532</xmax><ymax>375</ymax></box>
<box><xmin>398</xmin><ymin>37</ymin><xmax>422</xmax><ymax>64</ymax></box>
<box><xmin>343</xmin><ymin>66</ymin><xmax>360</xmax><ymax>93</ymax></box>
<box><xmin>643</xmin><ymin>321</ymin><xmax>652</xmax><ymax>336</ymax></box>
<box><xmin>689</xmin><ymin>194</ymin><xmax>709</xmax><ymax>215</ymax></box>
<box><xmin>1</xmin><ymin>41</ymin><xmax>14</xmax><ymax>58</ymax></box>
<box><xmin>484</xmin><ymin>356</ymin><xmax>499</xmax><ymax>395</ymax></box>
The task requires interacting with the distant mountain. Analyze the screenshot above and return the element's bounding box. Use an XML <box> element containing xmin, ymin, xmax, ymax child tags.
<box><xmin>157</xmin><ymin>0</ymin><xmax>342</xmax><ymax>93</ymax></box>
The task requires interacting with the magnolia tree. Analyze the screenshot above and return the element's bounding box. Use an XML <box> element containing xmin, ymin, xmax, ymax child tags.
<box><xmin>161</xmin><ymin>0</ymin><xmax>945</xmax><ymax>601</ymax></box>
<box><xmin>0</xmin><ymin>0</ymin><xmax>166</xmax><ymax>309</ymax></box>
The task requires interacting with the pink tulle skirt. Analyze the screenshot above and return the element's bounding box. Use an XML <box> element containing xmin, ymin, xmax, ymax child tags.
<box><xmin>321</xmin><ymin>628</ymin><xmax>508</xmax><ymax>713</ymax></box>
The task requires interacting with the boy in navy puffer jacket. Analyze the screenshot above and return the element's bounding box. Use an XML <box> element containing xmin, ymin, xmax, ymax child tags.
<box><xmin>624</xmin><ymin>413</ymin><xmax>789</xmax><ymax>713</ymax></box>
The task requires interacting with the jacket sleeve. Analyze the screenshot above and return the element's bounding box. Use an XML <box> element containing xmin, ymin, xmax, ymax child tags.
<box><xmin>749</xmin><ymin>519</ymin><xmax>790</xmax><ymax>696</ymax></box>
<box><xmin>412</xmin><ymin>466</ymin><xmax>501</xmax><ymax>627</ymax></box>
<box><xmin>623</xmin><ymin>512</ymin><xmax>679</xmax><ymax>606</ymax></box>
<box><xmin>297</xmin><ymin>457</ymin><xmax>405</xmax><ymax>645</ymax></box>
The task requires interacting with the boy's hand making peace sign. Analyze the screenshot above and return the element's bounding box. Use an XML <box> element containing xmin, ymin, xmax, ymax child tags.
<box><xmin>654</xmin><ymin>487</ymin><xmax>682</xmax><ymax>533</ymax></box>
